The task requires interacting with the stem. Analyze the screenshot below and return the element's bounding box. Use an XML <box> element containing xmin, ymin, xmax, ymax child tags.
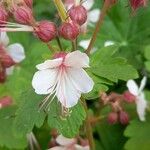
<box><xmin>81</xmin><ymin>97</ymin><xmax>95</xmax><ymax>150</ymax></box>
<box><xmin>85</xmin><ymin>1</ymin><xmax>110</xmax><ymax>55</ymax></box>
<box><xmin>56</xmin><ymin>36</ymin><xmax>63</xmax><ymax>51</ymax></box>
<box><xmin>47</xmin><ymin>43</ymin><xmax>57</xmax><ymax>52</ymax></box>
<box><xmin>53</xmin><ymin>0</ymin><xmax>68</xmax><ymax>22</ymax></box>
<box><xmin>72</xmin><ymin>40</ymin><xmax>77</xmax><ymax>51</ymax></box>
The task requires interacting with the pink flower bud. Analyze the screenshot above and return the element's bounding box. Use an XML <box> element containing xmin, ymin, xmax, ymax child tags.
<box><xmin>14</xmin><ymin>6</ymin><xmax>34</xmax><ymax>25</ymax></box>
<box><xmin>130</xmin><ymin>0</ymin><xmax>147</xmax><ymax>11</ymax></box>
<box><xmin>123</xmin><ymin>91</ymin><xmax>135</xmax><ymax>103</ymax></box>
<box><xmin>0</xmin><ymin>68</ymin><xmax>6</xmax><ymax>83</ymax></box>
<box><xmin>119</xmin><ymin>111</ymin><xmax>129</xmax><ymax>125</ymax></box>
<box><xmin>0</xmin><ymin>96</ymin><xmax>13</xmax><ymax>108</ymax></box>
<box><xmin>59</xmin><ymin>21</ymin><xmax>79</xmax><ymax>41</ymax></box>
<box><xmin>68</xmin><ymin>5</ymin><xmax>87</xmax><ymax>25</ymax></box>
<box><xmin>107</xmin><ymin>112</ymin><xmax>118</xmax><ymax>124</ymax></box>
<box><xmin>24</xmin><ymin>0</ymin><xmax>33</xmax><ymax>8</ymax></box>
<box><xmin>34</xmin><ymin>21</ymin><xmax>57</xmax><ymax>42</ymax></box>
<box><xmin>1</xmin><ymin>54</ymin><xmax>16</xmax><ymax>68</ymax></box>
<box><xmin>0</xmin><ymin>6</ymin><xmax>9</xmax><ymax>24</ymax></box>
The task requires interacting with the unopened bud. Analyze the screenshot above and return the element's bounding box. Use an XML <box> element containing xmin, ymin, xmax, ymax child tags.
<box><xmin>14</xmin><ymin>6</ymin><xmax>34</xmax><ymax>25</ymax></box>
<box><xmin>59</xmin><ymin>21</ymin><xmax>79</xmax><ymax>41</ymax></box>
<box><xmin>1</xmin><ymin>54</ymin><xmax>16</xmax><ymax>68</ymax></box>
<box><xmin>0</xmin><ymin>6</ymin><xmax>9</xmax><ymax>24</ymax></box>
<box><xmin>119</xmin><ymin>111</ymin><xmax>129</xmax><ymax>125</ymax></box>
<box><xmin>0</xmin><ymin>96</ymin><xmax>13</xmax><ymax>108</ymax></box>
<box><xmin>130</xmin><ymin>0</ymin><xmax>147</xmax><ymax>11</ymax></box>
<box><xmin>24</xmin><ymin>0</ymin><xmax>33</xmax><ymax>8</ymax></box>
<box><xmin>123</xmin><ymin>91</ymin><xmax>135</xmax><ymax>103</ymax></box>
<box><xmin>0</xmin><ymin>68</ymin><xmax>6</xmax><ymax>83</ymax></box>
<box><xmin>34</xmin><ymin>21</ymin><xmax>57</xmax><ymax>42</ymax></box>
<box><xmin>107</xmin><ymin>112</ymin><xmax>118</xmax><ymax>124</ymax></box>
<box><xmin>68</xmin><ymin>5</ymin><xmax>87</xmax><ymax>25</ymax></box>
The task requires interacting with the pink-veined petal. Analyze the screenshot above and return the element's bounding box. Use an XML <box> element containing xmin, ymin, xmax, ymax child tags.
<box><xmin>75</xmin><ymin>145</ymin><xmax>90</xmax><ymax>150</ymax></box>
<box><xmin>127</xmin><ymin>80</ymin><xmax>139</xmax><ymax>96</ymax></box>
<box><xmin>56</xmin><ymin>70</ymin><xmax>81</xmax><ymax>108</ymax></box>
<box><xmin>136</xmin><ymin>92</ymin><xmax>147</xmax><ymax>121</ymax></box>
<box><xmin>36</xmin><ymin>58</ymin><xmax>63</xmax><ymax>70</ymax></box>
<box><xmin>139</xmin><ymin>76</ymin><xmax>147</xmax><ymax>93</ymax></box>
<box><xmin>64</xmin><ymin>51</ymin><xmax>89</xmax><ymax>68</ymax></box>
<box><xmin>0</xmin><ymin>32</ymin><xmax>9</xmax><ymax>46</ymax></box>
<box><xmin>49</xmin><ymin>146</ymin><xmax>65</xmax><ymax>150</ymax></box>
<box><xmin>82</xmin><ymin>0</ymin><xmax>94</xmax><ymax>10</ymax></box>
<box><xmin>7</xmin><ymin>43</ymin><xmax>25</xmax><ymax>63</ymax></box>
<box><xmin>68</xmin><ymin>68</ymin><xmax>94</xmax><ymax>93</ymax></box>
<box><xmin>32</xmin><ymin>69</ymin><xmax>58</xmax><ymax>95</ymax></box>
<box><xmin>88</xmin><ymin>9</ymin><xmax>100</xmax><ymax>23</ymax></box>
<box><xmin>56</xmin><ymin>135</ymin><xmax>76</xmax><ymax>146</ymax></box>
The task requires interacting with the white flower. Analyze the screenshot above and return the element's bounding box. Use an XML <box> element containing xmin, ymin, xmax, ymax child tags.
<box><xmin>32</xmin><ymin>51</ymin><xmax>94</xmax><ymax>108</ymax></box>
<box><xmin>127</xmin><ymin>77</ymin><xmax>147</xmax><ymax>121</ymax></box>
<box><xmin>0</xmin><ymin>32</ymin><xmax>25</xmax><ymax>74</ymax></box>
<box><xmin>49</xmin><ymin>135</ymin><xmax>89</xmax><ymax>150</ymax></box>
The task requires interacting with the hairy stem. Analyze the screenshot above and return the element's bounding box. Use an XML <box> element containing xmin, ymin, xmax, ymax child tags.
<box><xmin>82</xmin><ymin>97</ymin><xmax>95</xmax><ymax>150</ymax></box>
<box><xmin>85</xmin><ymin>1</ymin><xmax>110</xmax><ymax>55</ymax></box>
<box><xmin>56</xmin><ymin>36</ymin><xmax>63</xmax><ymax>51</ymax></box>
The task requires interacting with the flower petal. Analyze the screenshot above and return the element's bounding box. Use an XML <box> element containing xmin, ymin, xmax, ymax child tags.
<box><xmin>82</xmin><ymin>0</ymin><xmax>94</xmax><ymax>10</ymax></box>
<box><xmin>79</xmin><ymin>39</ymin><xmax>91</xmax><ymax>50</ymax></box>
<box><xmin>49</xmin><ymin>146</ymin><xmax>65</xmax><ymax>150</ymax></box>
<box><xmin>104</xmin><ymin>41</ymin><xmax>115</xmax><ymax>47</ymax></box>
<box><xmin>56</xmin><ymin>135</ymin><xmax>76</xmax><ymax>146</ymax></box>
<box><xmin>88</xmin><ymin>9</ymin><xmax>100</xmax><ymax>23</ymax></box>
<box><xmin>36</xmin><ymin>58</ymin><xmax>63</xmax><ymax>70</ymax></box>
<box><xmin>127</xmin><ymin>80</ymin><xmax>139</xmax><ymax>96</ymax></box>
<box><xmin>7</xmin><ymin>43</ymin><xmax>25</xmax><ymax>63</ymax></box>
<box><xmin>139</xmin><ymin>76</ymin><xmax>147</xmax><ymax>93</ymax></box>
<box><xmin>0</xmin><ymin>32</ymin><xmax>9</xmax><ymax>46</ymax></box>
<box><xmin>6</xmin><ymin>66</ymin><xmax>14</xmax><ymax>75</ymax></box>
<box><xmin>64</xmin><ymin>51</ymin><xmax>89</xmax><ymax>68</ymax></box>
<box><xmin>136</xmin><ymin>93</ymin><xmax>147</xmax><ymax>121</ymax></box>
<box><xmin>56</xmin><ymin>70</ymin><xmax>81</xmax><ymax>108</ymax></box>
<box><xmin>68</xmin><ymin>68</ymin><xmax>94</xmax><ymax>93</ymax></box>
<box><xmin>32</xmin><ymin>69</ymin><xmax>58</xmax><ymax>95</ymax></box>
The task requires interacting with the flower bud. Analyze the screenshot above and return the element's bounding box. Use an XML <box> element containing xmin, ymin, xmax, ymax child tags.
<box><xmin>24</xmin><ymin>0</ymin><xmax>33</xmax><ymax>8</ymax></box>
<box><xmin>68</xmin><ymin>5</ymin><xmax>87</xmax><ymax>25</ymax></box>
<box><xmin>0</xmin><ymin>54</ymin><xmax>16</xmax><ymax>68</ymax></box>
<box><xmin>119</xmin><ymin>111</ymin><xmax>129</xmax><ymax>125</ymax></box>
<box><xmin>14</xmin><ymin>6</ymin><xmax>34</xmax><ymax>25</ymax></box>
<box><xmin>123</xmin><ymin>91</ymin><xmax>135</xmax><ymax>103</ymax></box>
<box><xmin>0</xmin><ymin>68</ymin><xmax>6</xmax><ymax>83</ymax></box>
<box><xmin>59</xmin><ymin>21</ymin><xmax>79</xmax><ymax>41</ymax></box>
<box><xmin>107</xmin><ymin>112</ymin><xmax>118</xmax><ymax>124</ymax></box>
<box><xmin>0</xmin><ymin>6</ymin><xmax>9</xmax><ymax>24</ymax></box>
<box><xmin>130</xmin><ymin>0</ymin><xmax>147</xmax><ymax>11</ymax></box>
<box><xmin>0</xmin><ymin>96</ymin><xmax>13</xmax><ymax>108</ymax></box>
<box><xmin>34</xmin><ymin>21</ymin><xmax>57</xmax><ymax>42</ymax></box>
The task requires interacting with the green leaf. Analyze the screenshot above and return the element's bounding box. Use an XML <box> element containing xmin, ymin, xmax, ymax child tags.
<box><xmin>124</xmin><ymin>115</ymin><xmax>150</xmax><ymax>150</ymax></box>
<box><xmin>48</xmin><ymin>100</ymin><xmax>86</xmax><ymax>138</ymax></box>
<box><xmin>90</xmin><ymin>45</ymin><xmax>138</xmax><ymax>82</ymax></box>
<box><xmin>96</xmin><ymin>120</ymin><xmax>127</xmax><ymax>150</ymax></box>
<box><xmin>13</xmin><ymin>89</ymin><xmax>46</xmax><ymax>137</ymax></box>
<box><xmin>0</xmin><ymin>107</ymin><xmax>27</xmax><ymax>149</ymax></box>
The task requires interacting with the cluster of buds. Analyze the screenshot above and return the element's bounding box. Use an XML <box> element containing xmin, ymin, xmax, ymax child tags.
<box><xmin>58</xmin><ymin>2</ymin><xmax>88</xmax><ymax>41</ymax></box>
<box><xmin>100</xmin><ymin>91</ymin><xmax>136</xmax><ymax>125</ymax></box>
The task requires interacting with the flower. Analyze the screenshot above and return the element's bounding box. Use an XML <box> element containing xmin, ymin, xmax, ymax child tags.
<box><xmin>49</xmin><ymin>135</ymin><xmax>89</xmax><ymax>150</ymax></box>
<box><xmin>32</xmin><ymin>50</ymin><xmax>94</xmax><ymax>108</ymax></box>
<box><xmin>0</xmin><ymin>32</ymin><xmax>25</xmax><ymax>80</ymax></box>
<box><xmin>127</xmin><ymin>76</ymin><xmax>147</xmax><ymax>121</ymax></box>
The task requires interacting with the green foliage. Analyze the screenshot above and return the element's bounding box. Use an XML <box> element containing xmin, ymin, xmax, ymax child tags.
<box><xmin>48</xmin><ymin>100</ymin><xmax>86</xmax><ymax>138</ymax></box>
<box><xmin>0</xmin><ymin>107</ymin><xmax>27</xmax><ymax>149</ymax></box>
<box><xmin>144</xmin><ymin>45</ymin><xmax>150</xmax><ymax>72</ymax></box>
<box><xmin>124</xmin><ymin>115</ymin><xmax>150</xmax><ymax>150</ymax></box>
<box><xmin>13</xmin><ymin>90</ymin><xmax>46</xmax><ymax>138</ymax></box>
